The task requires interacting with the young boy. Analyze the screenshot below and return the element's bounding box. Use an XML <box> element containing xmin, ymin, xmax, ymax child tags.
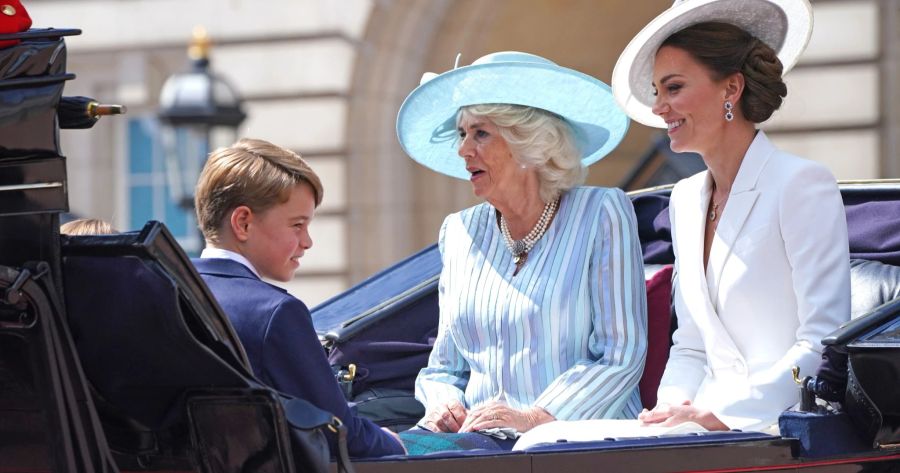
<box><xmin>193</xmin><ymin>138</ymin><xmax>404</xmax><ymax>458</ymax></box>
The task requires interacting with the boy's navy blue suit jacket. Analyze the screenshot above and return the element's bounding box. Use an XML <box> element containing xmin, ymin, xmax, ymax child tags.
<box><xmin>193</xmin><ymin>257</ymin><xmax>404</xmax><ymax>458</ymax></box>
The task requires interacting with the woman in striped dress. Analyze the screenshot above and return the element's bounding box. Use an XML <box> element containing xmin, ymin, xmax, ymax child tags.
<box><xmin>396</xmin><ymin>51</ymin><xmax>648</xmax><ymax>435</ymax></box>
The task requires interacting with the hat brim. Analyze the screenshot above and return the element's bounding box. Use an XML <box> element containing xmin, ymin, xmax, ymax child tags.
<box><xmin>612</xmin><ymin>0</ymin><xmax>813</xmax><ymax>128</ymax></box>
<box><xmin>397</xmin><ymin>61</ymin><xmax>629</xmax><ymax>180</ymax></box>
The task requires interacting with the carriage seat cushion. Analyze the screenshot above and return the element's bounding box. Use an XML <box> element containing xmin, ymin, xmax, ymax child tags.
<box><xmin>849</xmin><ymin>258</ymin><xmax>900</xmax><ymax>318</ymax></box>
<box><xmin>640</xmin><ymin>264</ymin><xmax>674</xmax><ymax>409</ymax></box>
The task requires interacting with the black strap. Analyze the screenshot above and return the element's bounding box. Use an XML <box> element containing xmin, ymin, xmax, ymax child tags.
<box><xmin>4</xmin><ymin>262</ymin><xmax>120</xmax><ymax>472</ymax></box>
<box><xmin>844</xmin><ymin>359</ymin><xmax>881</xmax><ymax>448</ymax></box>
<box><xmin>330</xmin><ymin>417</ymin><xmax>356</xmax><ymax>473</ymax></box>
<box><xmin>282</xmin><ymin>395</ymin><xmax>356</xmax><ymax>473</ymax></box>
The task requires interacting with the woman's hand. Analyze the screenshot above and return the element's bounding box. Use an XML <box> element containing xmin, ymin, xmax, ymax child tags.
<box><xmin>459</xmin><ymin>401</ymin><xmax>555</xmax><ymax>433</ymax></box>
<box><xmin>638</xmin><ymin>400</ymin><xmax>728</xmax><ymax>431</ymax></box>
<box><xmin>421</xmin><ymin>400</ymin><xmax>469</xmax><ymax>433</ymax></box>
<box><xmin>637</xmin><ymin>401</ymin><xmax>676</xmax><ymax>425</ymax></box>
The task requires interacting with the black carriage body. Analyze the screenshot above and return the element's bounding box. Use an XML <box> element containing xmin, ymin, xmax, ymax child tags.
<box><xmin>0</xmin><ymin>29</ymin><xmax>326</xmax><ymax>473</ymax></box>
<box><xmin>0</xmin><ymin>28</ymin><xmax>109</xmax><ymax>473</ymax></box>
<box><xmin>1</xmin><ymin>25</ymin><xmax>900</xmax><ymax>473</ymax></box>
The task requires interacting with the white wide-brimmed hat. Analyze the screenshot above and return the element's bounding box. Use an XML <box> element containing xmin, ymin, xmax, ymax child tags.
<box><xmin>612</xmin><ymin>0</ymin><xmax>813</xmax><ymax>128</ymax></box>
<box><xmin>396</xmin><ymin>51</ymin><xmax>629</xmax><ymax>180</ymax></box>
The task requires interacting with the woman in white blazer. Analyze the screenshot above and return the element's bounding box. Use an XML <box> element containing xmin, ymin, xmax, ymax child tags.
<box><xmin>612</xmin><ymin>0</ymin><xmax>851</xmax><ymax>432</ymax></box>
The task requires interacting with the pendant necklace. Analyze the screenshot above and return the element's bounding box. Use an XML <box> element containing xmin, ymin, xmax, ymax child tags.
<box><xmin>709</xmin><ymin>195</ymin><xmax>727</xmax><ymax>221</ymax></box>
<box><xmin>708</xmin><ymin>202</ymin><xmax>720</xmax><ymax>221</ymax></box>
<box><xmin>500</xmin><ymin>198</ymin><xmax>559</xmax><ymax>266</ymax></box>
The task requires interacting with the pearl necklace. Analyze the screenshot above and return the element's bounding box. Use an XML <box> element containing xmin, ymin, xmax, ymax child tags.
<box><xmin>500</xmin><ymin>198</ymin><xmax>559</xmax><ymax>265</ymax></box>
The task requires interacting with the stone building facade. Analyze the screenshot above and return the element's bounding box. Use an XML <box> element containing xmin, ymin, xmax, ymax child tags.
<box><xmin>28</xmin><ymin>0</ymin><xmax>899</xmax><ymax>306</ymax></box>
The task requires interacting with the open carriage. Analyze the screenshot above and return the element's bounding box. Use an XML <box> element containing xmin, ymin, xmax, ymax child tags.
<box><xmin>2</xmin><ymin>25</ymin><xmax>900</xmax><ymax>473</ymax></box>
<box><xmin>312</xmin><ymin>181</ymin><xmax>900</xmax><ymax>472</ymax></box>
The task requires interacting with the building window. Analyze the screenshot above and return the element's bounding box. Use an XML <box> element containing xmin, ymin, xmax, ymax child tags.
<box><xmin>127</xmin><ymin>117</ymin><xmax>203</xmax><ymax>254</ymax></box>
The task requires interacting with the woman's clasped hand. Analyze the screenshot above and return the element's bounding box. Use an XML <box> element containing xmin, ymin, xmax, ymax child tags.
<box><xmin>422</xmin><ymin>400</ymin><xmax>554</xmax><ymax>433</ymax></box>
<box><xmin>638</xmin><ymin>401</ymin><xmax>727</xmax><ymax>431</ymax></box>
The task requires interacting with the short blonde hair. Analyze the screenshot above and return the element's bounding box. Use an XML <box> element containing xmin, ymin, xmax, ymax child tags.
<box><xmin>60</xmin><ymin>218</ymin><xmax>117</xmax><ymax>236</ymax></box>
<box><xmin>195</xmin><ymin>138</ymin><xmax>324</xmax><ymax>245</ymax></box>
<box><xmin>458</xmin><ymin>104</ymin><xmax>585</xmax><ymax>202</ymax></box>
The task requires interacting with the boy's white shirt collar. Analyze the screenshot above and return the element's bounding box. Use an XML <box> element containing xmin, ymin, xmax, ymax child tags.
<box><xmin>200</xmin><ymin>247</ymin><xmax>261</xmax><ymax>279</ymax></box>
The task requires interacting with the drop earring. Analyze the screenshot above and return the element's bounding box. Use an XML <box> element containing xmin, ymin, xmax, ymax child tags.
<box><xmin>724</xmin><ymin>101</ymin><xmax>734</xmax><ymax>122</ymax></box>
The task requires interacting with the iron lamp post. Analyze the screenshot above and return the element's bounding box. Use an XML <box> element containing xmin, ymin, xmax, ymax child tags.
<box><xmin>157</xmin><ymin>27</ymin><xmax>246</xmax><ymax>210</ymax></box>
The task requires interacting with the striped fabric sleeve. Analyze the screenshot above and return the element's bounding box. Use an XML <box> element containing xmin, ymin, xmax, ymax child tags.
<box><xmin>414</xmin><ymin>217</ymin><xmax>470</xmax><ymax>410</ymax></box>
<box><xmin>533</xmin><ymin>189</ymin><xmax>648</xmax><ymax>420</ymax></box>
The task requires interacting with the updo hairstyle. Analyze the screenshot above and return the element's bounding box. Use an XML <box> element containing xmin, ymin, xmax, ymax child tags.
<box><xmin>662</xmin><ymin>21</ymin><xmax>787</xmax><ymax>123</ymax></box>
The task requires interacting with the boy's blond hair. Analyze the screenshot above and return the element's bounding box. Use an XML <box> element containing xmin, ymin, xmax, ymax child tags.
<box><xmin>60</xmin><ymin>218</ymin><xmax>117</xmax><ymax>236</ymax></box>
<box><xmin>195</xmin><ymin>138</ymin><xmax>324</xmax><ymax>245</ymax></box>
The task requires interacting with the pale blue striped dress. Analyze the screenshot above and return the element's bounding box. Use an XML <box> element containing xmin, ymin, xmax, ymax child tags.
<box><xmin>415</xmin><ymin>186</ymin><xmax>648</xmax><ymax>421</ymax></box>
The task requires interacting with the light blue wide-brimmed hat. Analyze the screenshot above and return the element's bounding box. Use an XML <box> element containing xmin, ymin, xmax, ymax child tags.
<box><xmin>396</xmin><ymin>51</ymin><xmax>630</xmax><ymax>180</ymax></box>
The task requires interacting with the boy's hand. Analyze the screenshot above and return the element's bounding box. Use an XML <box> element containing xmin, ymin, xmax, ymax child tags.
<box><xmin>381</xmin><ymin>427</ymin><xmax>406</xmax><ymax>453</ymax></box>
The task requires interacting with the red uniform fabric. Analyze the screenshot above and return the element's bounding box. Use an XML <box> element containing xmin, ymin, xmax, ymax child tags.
<box><xmin>0</xmin><ymin>1</ymin><xmax>31</xmax><ymax>48</ymax></box>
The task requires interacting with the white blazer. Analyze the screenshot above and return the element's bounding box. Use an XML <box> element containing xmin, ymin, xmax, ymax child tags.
<box><xmin>657</xmin><ymin>132</ymin><xmax>850</xmax><ymax>431</ymax></box>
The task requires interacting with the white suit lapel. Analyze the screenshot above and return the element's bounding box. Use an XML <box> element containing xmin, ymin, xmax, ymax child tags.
<box><xmin>675</xmin><ymin>172</ymin><xmax>743</xmax><ymax>359</ymax></box>
<box><xmin>706</xmin><ymin>132</ymin><xmax>773</xmax><ymax>306</ymax></box>
<box><xmin>678</xmin><ymin>172</ymin><xmax>712</xmax><ymax>305</ymax></box>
